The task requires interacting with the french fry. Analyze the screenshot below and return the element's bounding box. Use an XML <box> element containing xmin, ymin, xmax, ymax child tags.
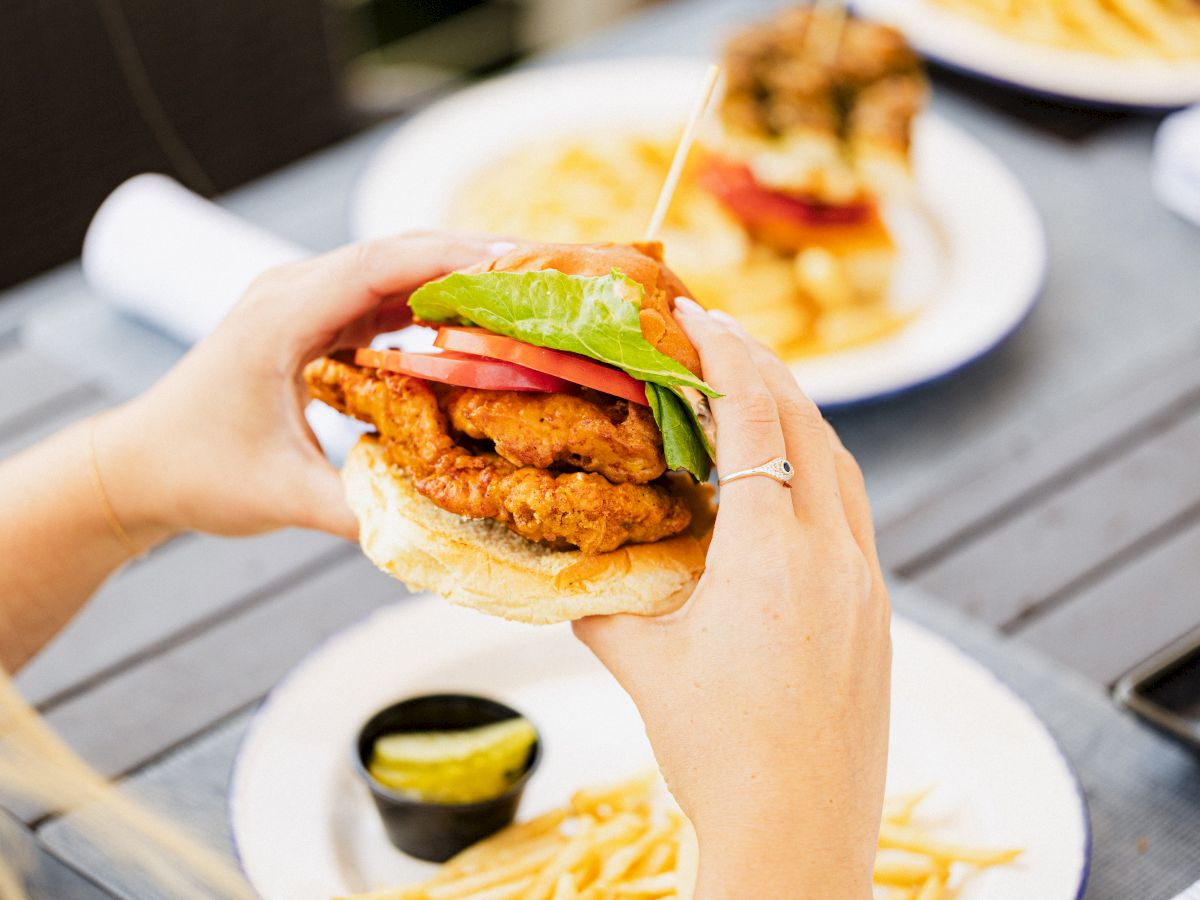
<box><xmin>570</xmin><ymin>772</ymin><xmax>657</xmax><ymax>817</ymax></box>
<box><xmin>881</xmin><ymin>787</ymin><xmax>933</xmax><ymax>825</ymax></box>
<box><xmin>521</xmin><ymin>817</ymin><xmax>599</xmax><ymax>900</ymax></box>
<box><xmin>1104</xmin><ymin>0</ymin><xmax>1200</xmax><ymax>55</ymax></box>
<box><xmin>872</xmin><ymin>849</ymin><xmax>939</xmax><ymax>885</ymax></box>
<box><xmin>878</xmin><ymin>823</ymin><xmax>1023</xmax><ymax>868</ymax></box>
<box><xmin>429</xmin><ymin>834</ymin><xmax>562</xmax><ymax>888</ymax></box>
<box><xmin>454</xmin><ymin>877</ymin><xmax>534</xmax><ymax>900</ymax></box>
<box><xmin>527</xmin><ymin>815</ymin><xmax>645</xmax><ymax>900</ymax></box>
<box><xmin>913</xmin><ymin>872</ymin><xmax>946</xmax><ymax>900</ymax></box>
<box><xmin>340</xmin><ymin>888</ymin><xmax>426</xmax><ymax>900</ymax></box>
<box><xmin>437</xmin><ymin>808</ymin><xmax>567</xmax><ymax>877</ymax></box>
<box><xmin>423</xmin><ymin>843</ymin><xmax>560</xmax><ymax>899</ymax></box>
<box><xmin>1060</xmin><ymin>0</ymin><xmax>1152</xmax><ymax>56</ymax></box>
<box><xmin>612</xmin><ymin>872</ymin><xmax>676</xmax><ymax>896</ymax></box>
<box><xmin>596</xmin><ymin>821</ymin><xmax>676</xmax><ymax>884</ymax></box>
<box><xmin>550</xmin><ymin>872</ymin><xmax>578</xmax><ymax>900</ymax></box>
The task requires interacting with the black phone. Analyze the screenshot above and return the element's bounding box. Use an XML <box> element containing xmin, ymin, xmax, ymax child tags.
<box><xmin>1114</xmin><ymin>627</ymin><xmax>1200</xmax><ymax>753</ymax></box>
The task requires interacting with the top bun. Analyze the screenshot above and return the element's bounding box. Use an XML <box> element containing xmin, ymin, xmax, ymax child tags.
<box><xmin>471</xmin><ymin>241</ymin><xmax>702</xmax><ymax>377</ymax></box>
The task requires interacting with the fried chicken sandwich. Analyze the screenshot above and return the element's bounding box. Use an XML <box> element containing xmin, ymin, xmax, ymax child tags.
<box><xmin>700</xmin><ymin>8</ymin><xmax>928</xmax><ymax>324</ymax></box>
<box><xmin>304</xmin><ymin>242</ymin><xmax>718</xmax><ymax>624</ymax></box>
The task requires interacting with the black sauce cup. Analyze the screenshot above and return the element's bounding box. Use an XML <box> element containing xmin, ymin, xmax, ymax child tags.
<box><xmin>353</xmin><ymin>694</ymin><xmax>541</xmax><ymax>862</ymax></box>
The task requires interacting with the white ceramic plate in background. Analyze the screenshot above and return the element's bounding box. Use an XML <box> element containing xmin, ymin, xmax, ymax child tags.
<box><xmin>229</xmin><ymin>596</ymin><xmax>1089</xmax><ymax>899</ymax></box>
<box><xmin>856</xmin><ymin>0</ymin><xmax>1200</xmax><ymax>109</ymax></box>
<box><xmin>351</xmin><ymin>59</ymin><xmax>1046</xmax><ymax>410</ymax></box>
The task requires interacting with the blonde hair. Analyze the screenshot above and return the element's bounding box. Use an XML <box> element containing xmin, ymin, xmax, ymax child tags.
<box><xmin>0</xmin><ymin>672</ymin><xmax>252</xmax><ymax>899</ymax></box>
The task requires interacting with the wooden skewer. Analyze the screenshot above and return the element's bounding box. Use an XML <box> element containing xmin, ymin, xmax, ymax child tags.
<box><xmin>806</xmin><ymin>0</ymin><xmax>849</xmax><ymax>66</ymax></box>
<box><xmin>643</xmin><ymin>64</ymin><xmax>721</xmax><ymax>244</ymax></box>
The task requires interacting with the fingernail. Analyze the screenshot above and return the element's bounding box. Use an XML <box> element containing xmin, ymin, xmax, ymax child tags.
<box><xmin>489</xmin><ymin>241</ymin><xmax>516</xmax><ymax>256</ymax></box>
<box><xmin>673</xmin><ymin>296</ymin><xmax>705</xmax><ymax>317</ymax></box>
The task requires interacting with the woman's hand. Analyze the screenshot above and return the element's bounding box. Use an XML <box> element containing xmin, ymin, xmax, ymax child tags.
<box><xmin>573</xmin><ymin>300</ymin><xmax>891</xmax><ymax>900</ymax></box>
<box><xmin>99</xmin><ymin>232</ymin><xmax>509</xmax><ymax>543</ymax></box>
<box><xmin>0</xmin><ymin>231</ymin><xmax>506</xmax><ymax>671</ymax></box>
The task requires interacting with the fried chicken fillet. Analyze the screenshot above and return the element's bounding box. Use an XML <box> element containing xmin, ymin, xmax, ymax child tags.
<box><xmin>305</xmin><ymin>356</ymin><xmax>691</xmax><ymax>555</ymax></box>
<box><xmin>441</xmin><ymin>386</ymin><xmax>666</xmax><ymax>484</ymax></box>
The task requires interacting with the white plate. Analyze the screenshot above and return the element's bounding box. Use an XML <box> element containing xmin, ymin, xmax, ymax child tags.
<box><xmin>230</xmin><ymin>596</ymin><xmax>1090</xmax><ymax>899</ymax></box>
<box><xmin>351</xmin><ymin>59</ymin><xmax>1046</xmax><ymax>410</ymax></box>
<box><xmin>856</xmin><ymin>0</ymin><xmax>1200</xmax><ymax>109</ymax></box>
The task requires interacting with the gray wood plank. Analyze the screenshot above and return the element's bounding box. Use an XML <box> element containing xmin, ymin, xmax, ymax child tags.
<box><xmin>39</xmin><ymin>552</ymin><xmax>408</xmax><ymax>790</ymax></box>
<box><xmin>0</xmin><ymin>391</ymin><xmax>110</xmax><ymax>462</ymax></box>
<box><xmin>0</xmin><ymin>344</ymin><xmax>99</xmax><ymax>431</ymax></box>
<box><xmin>22</xmin><ymin>293</ymin><xmax>186</xmax><ymax>402</ymax></box>
<box><xmin>18</xmin><ymin>529</ymin><xmax>346</xmax><ymax>709</ymax></box>
<box><xmin>0</xmin><ymin>263</ymin><xmax>83</xmax><ymax>339</ymax></box>
<box><xmin>38</xmin><ymin>711</ymin><xmax>251</xmax><ymax>900</ymax></box>
<box><xmin>1018</xmin><ymin>518</ymin><xmax>1200</xmax><ymax>685</ymax></box>
<box><xmin>877</xmin><ymin>348</ymin><xmax>1200</xmax><ymax>573</ymax></box>
<box><xmin>909</xmin><ymin>406</ymin><xmax>1200</xmax><ymax>627</ymax></box>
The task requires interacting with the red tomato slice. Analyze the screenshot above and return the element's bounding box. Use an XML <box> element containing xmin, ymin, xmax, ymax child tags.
<box><xmin>354</xmin><ymin>347</ymin><xmax>575</xmax><ymax>393</ymax></box>
<box><xmin>433</xmin><ymin>327</ymin><xmax>650</xmax><ymax>406</ymax></box>
<box><xmin>697</xmin><ymin>157</ymin><xmax>871</xmax><ymax>228</ymax></box>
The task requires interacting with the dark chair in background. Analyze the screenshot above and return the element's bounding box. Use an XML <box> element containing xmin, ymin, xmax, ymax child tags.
<box><xmin>0</xmin><ymin>0</ymin><xmax>352</xmax><ymax>291</ymax></box>
<box><xmin>0</xmin><ymin>0</ymin><xmax>648</xmax><ymax>291</ymax></box>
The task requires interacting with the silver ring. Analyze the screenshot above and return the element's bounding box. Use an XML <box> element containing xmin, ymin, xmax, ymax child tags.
<box><xmin>717</xmin><ymin>456</ymin><xmax>795</xmax><ymax>487</ymax></box>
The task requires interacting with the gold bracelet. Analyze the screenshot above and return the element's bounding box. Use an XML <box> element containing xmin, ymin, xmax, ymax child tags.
<box><xmin>86</xmin><ymin>416</ymin><xmax>143</xmax><ymax>559</ymax></box>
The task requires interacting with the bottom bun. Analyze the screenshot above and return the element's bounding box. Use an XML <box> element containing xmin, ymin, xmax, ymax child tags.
<box><xmin>343</xmin><ymin>437</ymin><xmax>715</xmax><ymax>624</ymax></box>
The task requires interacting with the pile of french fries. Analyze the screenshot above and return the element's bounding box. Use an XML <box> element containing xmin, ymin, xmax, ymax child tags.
<box><xmin>345</xmin><ymin>775</ymin><xmax>1020</xmax><ymax>900</ymax></box>
<box><xmin>932</xmin><ymin>0</ymin><xmax>1200</xmax><ymax>59</ymax></box>
<box><xmin>347</xmin><ymin>773</ymin><xmax>693</xmax><ymax>900</ymax></box>
<box><xmin>874</xmin><ymin>788</ymin><xmax>1022</xmax><ymax>899</ymax></box>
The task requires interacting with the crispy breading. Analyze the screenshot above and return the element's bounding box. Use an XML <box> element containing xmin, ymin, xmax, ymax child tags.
<box><xmin>439</xmin><ymin>386</ymin><xmax>666</xmax><ymax>484</ymax></box>
<box><xmin>305</xmin><ymin>356</ymin><xmax>691</xmax><ymax>554</ymax></box>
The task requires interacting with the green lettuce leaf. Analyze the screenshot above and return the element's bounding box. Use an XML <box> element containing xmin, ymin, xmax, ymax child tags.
<box><xmin>409</xmin><ymin>269</ymin><xmax>720</xmax><ymax>482</ymax></box>
<box><xmin>646</xmin><ymin>383</ymin><xmax>712</xmax><ymax>483</ymax></box>
<box><xmin>409</xmin><ymin>270</ymin><xmax>718</xmax><ymax>397</ymax></box>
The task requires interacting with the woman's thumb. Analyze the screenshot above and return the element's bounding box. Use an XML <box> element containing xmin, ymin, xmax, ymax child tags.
<box><xmin>292</xmin><ymin>458</ymin><xmax>359</xmax><ymax>541</ymax></box>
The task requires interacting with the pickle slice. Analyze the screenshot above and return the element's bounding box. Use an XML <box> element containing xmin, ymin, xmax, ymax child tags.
<box><xmin>368</xmin><ymin>717</ymin><xmax>537</xmax><ymax>804</ymax></box>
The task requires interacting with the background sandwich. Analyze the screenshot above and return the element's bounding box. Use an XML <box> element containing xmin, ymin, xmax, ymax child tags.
<box><xmin>701</xmin><ymin>8</ymin><xmax>927</xmax><ymax>332</ymax></box>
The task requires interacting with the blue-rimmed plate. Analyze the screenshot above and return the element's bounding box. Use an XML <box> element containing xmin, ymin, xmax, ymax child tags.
<box><xmin>229</xmin><ymin>596</ymin><xmax>1089</xmax><ymax>899</ymax></box>
<box><xmin>856</xmin><ymin>0</ymin><xmax>1200</xmax><ymax>110</ymax></box>
<box><xmin>350</xmin><ymin>58</ymin><xmax>1046</xmax><ymax>410</ymax></box>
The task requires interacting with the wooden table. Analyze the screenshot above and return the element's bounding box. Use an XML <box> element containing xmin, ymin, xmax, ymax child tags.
<box><xmin>2</xmin><ymin>0</ymin><xmax>1198</xmax><ymax>895</ymax></box>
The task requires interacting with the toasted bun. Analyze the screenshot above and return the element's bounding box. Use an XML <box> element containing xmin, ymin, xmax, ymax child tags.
<box><xmin>344</xmin><ymin>437</ymin><xmax>714</xmax><ymax>624</ymax></box>
<box><xmin>471</xmin><ymin>241</ymin><xmax>703</xmax><ymax>377</ymax></box>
